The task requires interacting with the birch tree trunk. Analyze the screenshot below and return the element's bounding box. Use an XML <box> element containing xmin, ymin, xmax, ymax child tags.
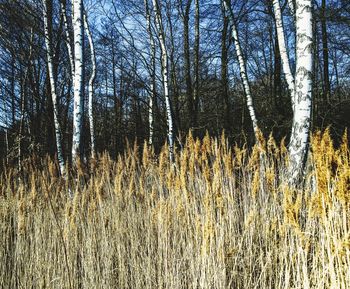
<box><xmin>166</xmin><ymin>5</ymin><xmax>181</xmax><ymax>133</ymax></box>
<box><xmin>273</xmin><ymin>0</ymin><xmax>295</xmax><ymax>110</ymax></box>
<box><xmin>152</xmin><ymin>0</ymin><xmax>174</xmax><ymax>162</ymax></box>
<box><xmin>43</xmin><ymin>0</ymin><xmax>66</xmax><ymax>176</ymax></box>
<box><xmin>288</xmin><ymin>0</ymin><xmax>295</xmax><ymax>15</ymax></box>
<box><xmin>72</xmin><ymin>0</ymin><xmax>84</xmax><ymax>163</ymax></box>
<box><xmin>288</xmin><ymin>0</ymin><xmax>313</xmax><ymax>184</ymax></box>
<box><xmin>144</xmin><ymin>0</ymin><xmax>155</xmax><ymax>146</ymax></box>
<box><xmin>223</xmin><ymin>0</ymin><xmax>259</xmax><ymax>138</ymax></box>
<box><xmin>84</xmin><ymin>12</ymin><xmax>96</xmax><ymax>159</ymax></box>
<box><xmin>61</xmin><ymin>0</ymin><xmax>75</xmax><ymax>78</ymax></box>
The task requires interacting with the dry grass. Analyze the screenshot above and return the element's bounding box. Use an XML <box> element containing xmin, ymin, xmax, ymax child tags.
<box><xmin>0</xmin><ymin>129</ymin><xmax>349</xmax><ymax>288</ymax></box>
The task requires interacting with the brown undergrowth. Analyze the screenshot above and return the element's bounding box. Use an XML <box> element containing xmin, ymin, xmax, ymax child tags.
<box><xmin>0</xmin><ymin>129</ymin><xmax>349</xmax><ymax>288</ymax></box>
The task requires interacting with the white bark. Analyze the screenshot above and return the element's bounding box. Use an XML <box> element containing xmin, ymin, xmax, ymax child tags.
<box><xmin>152</xmin><ymin>0</ymin><xmax>174</xmax><ymax>162</ymax></box>
<box><xmin>288</xmin><ymin>0</ymin><xmax>296</xmax><ymax>16</ymax></box>
<box><xmin>288</xmin><ymin>0</ymin><xmax>313</xmax><ymax>183</ymax></box>
<box><xmin>43</xmin><ymin>0</ymin><xmax>66</xmax><ymax>176</ymax></box>
<box><xmin>60</xmin><ymin>0</ymin><xmax>75</xmax><ymax>78</ymax></box>
<box><xmin>144</xmin><ymin>0</ymin><xmax>155</xmax><ymax>146</ymax></box>
<box><xmin>72</xmin><ymin>0</ymin><xmax>84</xmax><ymax>162</ymax></box>
<box><xmin>273</xmin><ymin>0</ymin><xmax>296</xmax><ymax>110</ymax></box>
<box><xmin>223</xmin><ymin>0</ymin><xmax>259</xmax><ymax>138</ymax></box>
<box><xmin>84</xmin><ymin>12</ymin><xmax>96</xmax><ymax>159</ymax></box>
<box><xmin>148</xmin><ymin>85</ymin><xmax>154</xmax><ymax>146</ymax></box>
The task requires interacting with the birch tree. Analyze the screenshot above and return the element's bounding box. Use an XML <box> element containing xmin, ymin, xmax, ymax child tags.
<box><xmin>61</xmin><ymin>0</ymin><xmax>75</xmax><ymax>79</ymax></box>
<box><xmin>223</xmin><ymin>0</ymin><xmax>259</xmax><ymax>139</ymax></box>
<box><xmin>273</xmin><ymin>0</ymin><xmax>295</xmax><ymax>109</ymax></box>
<box><xmin>288</xmin><ymin>0</ymin><xmax>313</xmax><ymax>183</ymax></box>
<box><xmin>72</xmin><ymin>0</ymin><xmax>84</xmax><ymax>162</ymax></box>
<box><xmin>144</xmin><ymin>0</ymin><xmax>155</xmax><ymax>146</ymax></box>
<box><xmin>165</xmin><ymin>1</ymin><xmax>181</xmax><ymax>133</ymax></box>
<box><xmin>84</xmin><ymin>11</ymin><xmax>96</xmax><ymax>159</ymax></box>
<box><xmin>43</xmin><ymin>0</ymin><xmax>66</xmax><ymax>176</ymax></box>
<box><xmin>152</xmin><ymin>0</ymin><xmax>174</xmax><ymax>162</ymax></box>
<box><xmin>288</xmin><ymin>0</ymin><xmax>295</xmax><ymax>16</ymax></box>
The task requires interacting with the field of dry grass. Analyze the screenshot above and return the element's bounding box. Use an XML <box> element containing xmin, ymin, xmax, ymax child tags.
<box><xmin>0</xmin><ymin>130</ymin><xmax>349</xmax><ymax>288</ymax></box>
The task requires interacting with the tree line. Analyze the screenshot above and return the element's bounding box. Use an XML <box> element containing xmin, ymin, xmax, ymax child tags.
<box><xmin>0</xmin><ymin>0</ymin><xmax>349</xmax><ymax>182</ymax></box>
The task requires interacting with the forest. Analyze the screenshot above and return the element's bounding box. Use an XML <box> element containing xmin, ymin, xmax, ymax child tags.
<box><xmin>0</xmin><ymin>0</ymin><xmax>349</xmax><ymax>166</ymax></box>
<box><xmin>0</xmin><ymin>0</ymin><xmax>349</xmax><ymax>288</ymax></box>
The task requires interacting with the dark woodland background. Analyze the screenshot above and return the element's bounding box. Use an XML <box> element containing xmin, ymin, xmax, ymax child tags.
<box><xmin>0</xmin><ymin>0</ymin><xmax>349</xmax><ymax>167</ymax></box>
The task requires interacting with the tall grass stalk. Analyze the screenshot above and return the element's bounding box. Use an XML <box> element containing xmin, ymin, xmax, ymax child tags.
<box><xmin>0</xmin><ymin>130</ymin><xmax>349</xmax><ymax>288</ymax></box>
